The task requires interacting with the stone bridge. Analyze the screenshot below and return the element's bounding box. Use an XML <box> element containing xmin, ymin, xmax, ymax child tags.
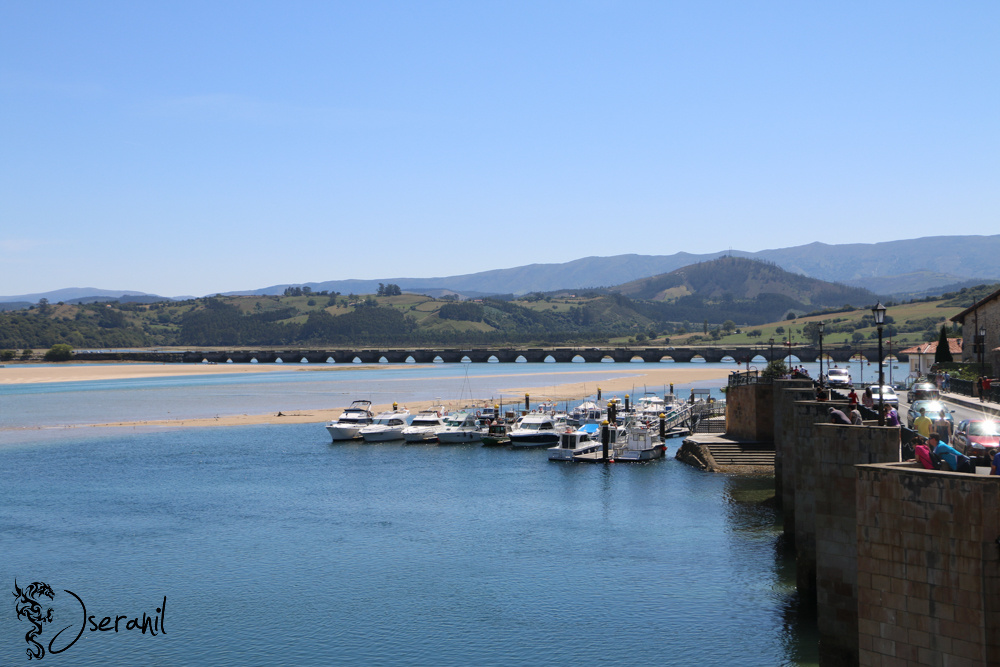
<box><xmin>73</xmin><ymin>344</ymin><xmax>904</xmax><ymax>364</ymax></box>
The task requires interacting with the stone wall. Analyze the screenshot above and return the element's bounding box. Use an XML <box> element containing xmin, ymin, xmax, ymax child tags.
<box><xmin>856</xmin><ymin>464</ymin><xmax>1000</xmax><ymax>666</ymax></box>
<box><xmin>958</xmin><ymin>294</ymin><xmax>1000</xmax><ymax>377</ymax></box>
<box><xmin>725</xmin><ymin>382</ymin><xmax>774</xmax><ymax>441</ymax></box>
<box><xmin>813</xmin><ymin>423</ymin><xmax>901</xmax><ymax>666</ymax></box>
<box><xmin>792</xmin><ymin>400</ymin><xmax>854</xmax><ymax>598</ymax></box>
<box><xmin>773</xmin><ymin>379</ymin><xmax>815</xmax><ymax>538</ymax></box>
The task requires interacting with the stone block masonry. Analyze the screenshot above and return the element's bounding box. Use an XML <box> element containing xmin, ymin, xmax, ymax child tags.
<box><xmin>856</xmin><ymin>464</ymin><xmax>1000</xmax><ymax>666</ymax></box>
<box><xmin>813</xmin><ymin>423</ymin><xmax>900</xmax><ymax>666</ymax></box>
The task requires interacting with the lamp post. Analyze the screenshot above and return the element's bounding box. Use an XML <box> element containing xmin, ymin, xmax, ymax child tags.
<box><xmin>818</xmin><ymin>321</ymin><xmax>825</xmax><ymax>384</ymax></box>
<box><xmin>769</xmin><ymin>337</ymin><xmax>774</xmax><ymax>365</ymax></box>
<box><xmin>873</xmin><ymin>302</ymin><xmax>886</xmax><ymax>425</ymax></box>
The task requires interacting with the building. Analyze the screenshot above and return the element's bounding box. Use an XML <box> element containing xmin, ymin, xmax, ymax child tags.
<box><xmin>898</xmin><ymin>338</ymin><xmax>963</xmax><ymax>378</ymax></box>
<box><xmin>950</xmin><ymin>286</ymin><xmax>1000</xmax><ymax>376</ymax></box>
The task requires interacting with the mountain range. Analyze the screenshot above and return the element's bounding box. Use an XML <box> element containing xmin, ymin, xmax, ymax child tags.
<box><xmin>3</xmin><ymin>234</ymin><xmax>998</xmax><ymax>305</ymax></box>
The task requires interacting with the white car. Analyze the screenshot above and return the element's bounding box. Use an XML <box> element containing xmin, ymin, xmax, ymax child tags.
<box><xmin>867</xmin><ymin>384</ymin><xmax>898</xmax><ymax>408</ymax></box>
<box><xmin>826</xmin><ymin>368</ymin><xmax>852</xmax><ymax>387</ymax></box>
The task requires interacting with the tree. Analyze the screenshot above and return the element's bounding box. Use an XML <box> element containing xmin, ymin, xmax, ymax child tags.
<box><xmin>934</xmin><ymin>325</ymin><xmax>953</xmax><ymax>363</ymax></box>
<box><xmin>43</xmin><ymin>344</ymin><xmax>73</xmax><ymax>361</ymax></box>
<box><xmin>802</xmin><ymin>321</ymin><xmax>823</xmax><ymax>345</ymax></box>
<box><xmin>722</xmin><ymin>320</ymin><xmax>736</xmax><ymax>334</ymax></box>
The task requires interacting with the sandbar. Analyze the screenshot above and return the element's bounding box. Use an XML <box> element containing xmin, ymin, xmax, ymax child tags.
<box><xmin>1</xmin><ymin>363</ymin><xmax>731</xmax><ymax>432</ymax></box>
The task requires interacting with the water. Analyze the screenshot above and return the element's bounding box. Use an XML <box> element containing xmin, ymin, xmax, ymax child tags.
<box><xmin>0</xmin><ymin>363</ymin><xmax>818</xmax><ymax>665</ymax></box>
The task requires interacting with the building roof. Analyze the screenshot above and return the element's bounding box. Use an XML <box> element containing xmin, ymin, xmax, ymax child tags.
<box><xmin>899</xmin><ymin>339</ymin><xmax>964</xmax><ymax>356</ymax></box>
<box><xmin>951</xmin><ymin>286</ymin><xmax>1000</xmax><ymax>324</ymax></box>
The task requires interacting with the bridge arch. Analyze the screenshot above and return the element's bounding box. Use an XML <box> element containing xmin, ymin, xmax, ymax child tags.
<box><xmin>571</xmin><ymin>355</ymin><xmax>585</xmax><ymax>363</ymax></box>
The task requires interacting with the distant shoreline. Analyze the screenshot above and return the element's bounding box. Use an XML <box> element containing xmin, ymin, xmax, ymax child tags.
<box><xmin>1</xmin><ymin>363</ymin><xmax>730</xmax><ymax>431</ymax></box>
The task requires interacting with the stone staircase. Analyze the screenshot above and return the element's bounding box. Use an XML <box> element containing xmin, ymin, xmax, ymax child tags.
<box><xmin>702</xmin><ymin>440</ymin><xmax>775</xmax><ymax>467</ymax></box>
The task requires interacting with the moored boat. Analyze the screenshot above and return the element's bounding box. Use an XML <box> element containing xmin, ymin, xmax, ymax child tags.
<box><xmin>401</xmin><ymin>409</ymin><xmax>448</xmax><ymax>443</ymax></box>
<box><xmin>326</xmin><ymin>400</ymin><xmax>375</xmax><ymax>441</ymax></box>
<box><xmin>509</xmin><ymin>413</ymin><xmax>561</xmax><ymax>448</ymax></box>
<box><xmin>359</xmin><ymin>409</ymin><xmax>411</xmax><ymax>442</ymax></box>
<box><xmin>436</xmin><ymin>412</ymin><xmax>485</xmax><ymax>444</ymax></box>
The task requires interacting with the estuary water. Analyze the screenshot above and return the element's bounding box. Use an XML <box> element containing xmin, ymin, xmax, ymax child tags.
<box><xmin>1</xmin><ymin>363</ymin><xmax>819</xmax><ymax>665</ymax></box>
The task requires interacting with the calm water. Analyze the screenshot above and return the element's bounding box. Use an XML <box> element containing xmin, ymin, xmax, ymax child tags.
<box><xmin>1</xmin><ymin>363</ymin><xmax>818</xmax><ymax>665</ymax></box>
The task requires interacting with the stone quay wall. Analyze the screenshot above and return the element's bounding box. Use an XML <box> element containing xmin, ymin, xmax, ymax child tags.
<box><xmin>813</xmin><ymin>423</ymin><xmax>901</xmax><ymax>666</ymax></box>
<box><xmin>856</xmin><ymin>464</ymin><xmax>1000</xmax><ymax>667</ymax></box>
<box><xmin>725</xmin><ymin>382</ymin><xmax>774</xmax><ymax>441</ymax></box>
<box><xmin>773</xmin><ymin>378</ymin><xmax>816</xmax><ymax>540</ymax></box>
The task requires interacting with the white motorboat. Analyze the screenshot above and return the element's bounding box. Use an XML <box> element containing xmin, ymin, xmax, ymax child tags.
<box><xmin>325</xmin><ymin>400</ymin><xmax>375</xmax><ymax>441</ymax></box>
<box><xmin>568</xmin><ymin>401</ymin><xmax>603</xmax><ymax>426</ymax></box>
<box><xmin>402</xmin><ymin>410</ymin><xmax>448</xmax><ymax>443</ymax></box>
<box><xmin>359</xmin><ymin>409</ymin><xmax>411</xmax><ymax>442</ymax></box>
<box><xmin>548</xmin><ymin>424</ymin><xmax>602</xmax><ymax>461</ymax></box>
<box><xmin>611</xmin><ymin>421</ymin><xmax>666</xmax><ymax>462</ymax></box>
<box><xmin>436</xmin><ymin>412</ymin><xmax>485</xmax><ymax>444</ymax></box>
<box><xmin>508</xmin><ymin>413</ymin><xmax>562</xmax><ymax>448</ymax></box>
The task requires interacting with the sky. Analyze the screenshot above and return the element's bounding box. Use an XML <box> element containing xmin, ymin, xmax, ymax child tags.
<box><xmin>1</xmin><ymin>2</ymin><xmax>998</xmax><ymax>298</ymax></box>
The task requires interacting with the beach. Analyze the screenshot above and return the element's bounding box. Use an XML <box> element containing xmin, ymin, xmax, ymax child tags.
<box><xmin>1</xmin><ymin>362</ymin><xmax>731</xmax><ymax>430</ymax></box>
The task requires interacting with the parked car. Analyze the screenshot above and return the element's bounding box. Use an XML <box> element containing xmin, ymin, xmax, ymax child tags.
<box><xmin>826</xmin><ymin>368</ymin><xmax>852</xmax><ymax>387</ymax></box>
<box><xmin>953</xmin><ymin>419</ymin><xmax>1000</xmax><ymax>466</ymax></box>
<box><xmin>905</xmin><ymin>400</ymin><xmax>954</xmax><ymax>431</ymax></box>
<box><xmin>867</xmin><ymin>384</ymin><xmax>898</xmax><ymax>408</ymax></box>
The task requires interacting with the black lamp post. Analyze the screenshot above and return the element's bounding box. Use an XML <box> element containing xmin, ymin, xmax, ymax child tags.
<box><xmin>818</xmin><ymin>321</ymin><xmax>825</xmax><ymax>384</ymax></box>
<box><xmin>769</xmin><ymin>337</ymin><xmax>774</xmax><ymax>364</ymax></box>
<box><xmin>873</xmin><ymin>302</ymin><xmax>886</xmax><ymax>425</ymax></box>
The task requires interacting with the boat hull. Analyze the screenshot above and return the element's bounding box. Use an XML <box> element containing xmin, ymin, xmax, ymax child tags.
<box><xmin>327</xmin><ymin>425</ymin><xmax>364</xmax><ymax>441</ymax></box>
<box><xmin>509</xmin><ymin>434</ymin><xmax>559</xmax><ymax>448</ymax></box>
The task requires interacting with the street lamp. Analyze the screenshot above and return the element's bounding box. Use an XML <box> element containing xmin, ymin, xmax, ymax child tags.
<box><xmin>873</xmin><ymin>302</ymin><xmax>886</xmax><ymax>425</ymax></box>
<box><xmin>818</xmin><ymin>321</ymin><xmax>825</xmax><ymax>383</ymax></box>
<box><xmin>769</xmin><ymin>337</ymin><xmax>774</xmax><ymax>364</ymax></box>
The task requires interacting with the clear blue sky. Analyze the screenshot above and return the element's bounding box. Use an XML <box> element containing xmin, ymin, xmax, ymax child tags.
<box><xmin>2</xmin><ymin>2</ymin><xmax>997</xmax><ymax>297</ymax></box>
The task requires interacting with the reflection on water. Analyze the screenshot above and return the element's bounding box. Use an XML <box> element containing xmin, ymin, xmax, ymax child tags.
<box><xmin>723</xmin><ymin>476</ymin><xmax>819</xmax><ymax>667</ymax></box>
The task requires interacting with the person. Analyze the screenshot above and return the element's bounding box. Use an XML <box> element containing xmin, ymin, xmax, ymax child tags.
<box><xmin>978</xmin><ymin>376</ymin><xmax>986</xmax><ymax>402</ymax></box>
<box><xmin>932</xmin><ymin>411</ymin><xmax>951</xmax><ymax>441</ymax></box>
<box><xmin>883</xmin><ymin>403</ymin><xmax>900</xmax><ymax>427</ymax></box>
<box><xmin>991</xmin><ymin>448</ymin><xmax>1000</xmax><ymax>476</ymax></box>
<box><xmin>850</xmin><ymin>408</ymin><xmax>863</xmax><ymax>425</ymax></box>
<box><xmin>928</xmin><ymin>433</ymin><xmax>972</xmax><ymax>473</ymax></box>
<box><xmin>943</xmin><ymin>372</ymin><xmax>951</xmax><ymax>391</ymax></box>
<box><xmin>815</xmin><ymin>384</ymin><xmax>827</xmax><ymax>401</ymax></box>
<box><xmin>985</xmin><ymin>377</ymin><xmax>993</xmax><ymax>401</ymax></box>
<box><xmin>913</xmin><ymin>408</ymin><xmax>932</xmax><ymax>438</ymax></box>
<box><xmin>862</xmin><ymin>387</ymin><xmax>874</xmax><ymax>409</ymax></box>
<box><xmin>848</xmin><ymin>388</ymin><xmax>858</xmax><ymax>408</ymax></box>
<box><xmin>828</xmin><ymin>406</ymin><xmax>852</xmax><ymax>425</ymax></box>
<box><xmin>914</xmin><ymin>438</ymin><xmax>934</xmax><ymax>470</ymax></box>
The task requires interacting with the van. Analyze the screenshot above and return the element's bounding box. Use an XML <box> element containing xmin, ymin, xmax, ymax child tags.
<box><xmin>826</xmin><ymin>368</ymin><xmax>852</xmax><ymax>387</ymax></box>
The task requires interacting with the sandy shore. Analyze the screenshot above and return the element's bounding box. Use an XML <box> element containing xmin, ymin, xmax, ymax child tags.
<box><xmin>1</xmin><ymin>363</ymin><xmax>730</xmax><ymax>432</ymax></box>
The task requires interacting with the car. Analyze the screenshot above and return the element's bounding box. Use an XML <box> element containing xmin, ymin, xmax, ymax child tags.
<box><xmin>906</xmin><ymin>399</ymin><xmax>954</xmax><ymax>431</ymax></box>
<box><xmin>953</xmin><ymin>419</ymin><xmax>1000</xmax><ymax>466</ymax></box>
<box><xmin>826</xmin><ymin>368</ymin><xmax>852</xmax><ymax>387</ymax></box>
<box><xmin>867</xmin><ymin>384</ymin><xmax>898</xmax><ymax>408</ymax></box>
<box><xmin>907</xmin><ymin>382</ymin><xmax>940</xmax><ymax>403</ymax></box>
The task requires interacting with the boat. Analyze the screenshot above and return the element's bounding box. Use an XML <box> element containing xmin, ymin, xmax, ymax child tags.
<box><xmin>358</xmin><ymin>409</ymin><xmax>411</xmax><ymax>442</ymax></box>
<box><xmin>436</xmin><ymin>412</ymin><xmax>485</xmax><ymax>444</ymax></box>
<box><xmin>567</xmin><ymin>400</ymin><xmax>603</xmax><ymax>427</ymax></box>
<box><xmin>508</xmin><ymin>413</ymin><xmax>562</xmax><ymax>448</ymax></box>
<box><xmin>481</xmin><ymin>420</ymin><xmax>512</xmax><ymax>446</ymax></box>
<box><xmin>548</xmin><ymin>424</ymin><xmax>603</xmax><ymax>461</ymax></box>
<box><xmin>325</xmin><ymin>400</ymin><xmax>375</xmax><ymax>441</ymax></box>
<box><xmin>401</xmin><ymin>409</ymin><xmax>448</xmax><ymax>443</ymax></box>
<box><xmin>610</xmin><ymin>421</ymin><xmax>666</xmax><ymax>462</ymax></box>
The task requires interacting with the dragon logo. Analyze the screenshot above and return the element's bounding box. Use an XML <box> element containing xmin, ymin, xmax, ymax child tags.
<box><xmin>12</xmin><ymin>580</ymin><xmax>55</xmax><ymax>660</ymax></box>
